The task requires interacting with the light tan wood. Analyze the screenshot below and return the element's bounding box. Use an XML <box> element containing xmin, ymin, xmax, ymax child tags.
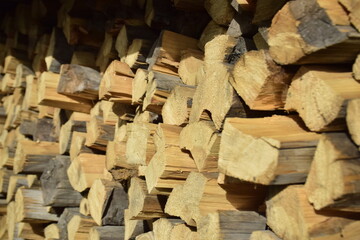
<box><xmin>124</xmin><ymin>209</ymin><xmax>146</xmax><ymax>240</ymax></box>
<box><xmin>250</xmin><ymin>231</ymin><xmax>281</xmax><ymax>240</ymax></box>
<box><xmin>22</xmin><ymin>75</ymin><xmax>39</xmax><ymax>111</ymax></box>
<box><xmin>16</xmin><ymin>222</ymin><xmax>46</xmax><ymax>239</ymax></box>
<box><xmin>305</xmin><ymin>133</ymin><xmax>360</xmax><ymax>212</ymax></box>
<box><xmin>79</xmin><ymin>197</ymin><xmax>90</xmax><ymax>216</ymax></box>
<box><xmin>266</xmin><ymin>185</ymin><xmax>360</xmax><ymax>240</ymax></box>
<box><xmin>1</xmin><ymin>73</ymin><xmax>15</xmax><ymax>93</ymax></box>
<box><xmin>38</xmin><ymin>71</ymin><xmax>93</xmax><ymax>113</ymax></box>
<box><xmin>285</xmin><ymin>66</ymin><xmax>360</xmax><ymax>131</ymax></box>
<box><xmin>7</xmin><ymin>202</ymin><xmax>16</xmax><ymax>240</ymax></box>
<box><xmin>69</xmin><ymin>131</ymin><xmax>88</xmax><ymax>161</ymax></box>
<box><xmin>219</xmin><ymin>116</ymin><xmax>320</xmax><ymax>185</ymax></box>
<box><xmin>136</xmin><ymin>232</ymin><xmax>155</xmax><ymax>240</ymax></box>
<box><xmin>339</xmin><ymin>0</ymin><xmax>360</xmax><ymax>31</ymax></box>
<box><xmin>67</xmin><ymin>214</ymin><xmax>97</xmax><ymax>240</ymax></box>
<box><xmin>178</xmin><ymin>49</ymin><xmax>204</xmax><ymax>86</ymax></box>
<box><xmin>198</xmin><ymin>21</ymin><xmax>227</xmax><ymax>52</ymax></box>
<box><xmin>59</xmin><ymin>118</ymin><xmax>87</xmax><ymax>154</ymax></box>
<box><xmin>85</xmin><ymin>116</ymin><xmax>115</xmax><ymax>151</ymax></box>
<box><xmin>347</xmin><ymin>98</ymin><xmax>360</xmax><ymax>147</ymax></box>
<box><xmin>153</xmin><ymin>218</ymin><xmax>185</xmax><ymax>240</ymax></box>
<box><xmin>44</xmin><ymin>223</ymin><xmax>60</xmax><ymax>240</ymax></box>
<box><xmin>67</xmin><ymin>152</ymin><xmax>113</xmax><ymax>192</ymax></box>
<box><xmin>204</xmin><ymin>0</ymin><xmax>235</xmax><ymax>26</ymax></box>
<box><xmin>6</xmin><ymin>174</ymin><xmax>37</xmax><ymax>202</ymax></box>
<box><xmin>353</xmin><ymin>54</ymin><xmax>360</xmax><ymax>80</ymax></box>
<box><xmin>132</xmin><ymin>69</ymin><xmax>149</xmax><ymax>104</ymax></box>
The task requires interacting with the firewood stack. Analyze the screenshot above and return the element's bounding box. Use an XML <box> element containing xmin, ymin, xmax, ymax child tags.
<box><xmin>0</xmin><ymin>0</ymin><xmax>359</xmax><ymax>239</ymax></box>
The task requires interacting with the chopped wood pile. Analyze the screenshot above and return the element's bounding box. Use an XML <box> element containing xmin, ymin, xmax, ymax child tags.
<box><xmin>0</xmin><ymin>0</ymin><xmax>359</xmax><ymax>239</ymax></box>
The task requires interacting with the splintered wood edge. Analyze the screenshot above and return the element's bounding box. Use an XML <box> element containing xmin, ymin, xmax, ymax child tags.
<box><xmin>128</xmin><ymin>178</ymin><xmax>147</xmax><ymax>219</ymax></box>
<box><xmin>59</xmin><ymin>119</ymin><xmax>73</xmax><ymax>154</ymax></box>
<box><xmin>67</xmin><ymin>157</ymin><xmax>87</xmax><ymax>192</ymax></box>
<box><xmin>67</xmin><ymin>215</ymin><xmax>81</xmax><ymax>240</ymax></box>
<box><xmin>79</xmin><ymin>197</ymin><xmax>90</xmax><ymax>216</ymax></box>
<box><xmin>132</xmin><ymin>69</ymin><xmax>149</xmax><ymax>104</ymax></box>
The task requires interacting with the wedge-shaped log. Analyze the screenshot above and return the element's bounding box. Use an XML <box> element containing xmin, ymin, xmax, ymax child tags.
<box><xmin>178</xmin><ymin>49</ymin><xmax>204</xmax><ymax>86</ymax></box>
<box><xmin>58</xmin><ymin>208</ymin><xmax>80</xmax><ymax>240</ymax></box>
<box><xmin>340</xmin><ymin>0</ymin><xmax>360</xmax><ymax>32</ymax></box>
<box><xmin>59</xmin><ymin>115</ymin><xmax>88</xmax><ymax>154</ymax></box>
<box><xmin>124</xmin><ymin>209</ymin><xmax>146</xmax><ymax>240</ymax></box>
<box><xmin>6</xmin><ymin>174</ymin><xmax>37</xmax><ymax>203</ymax></box>
<box><xmin>85</xmin><ymin>116</ymin><xmax>115</xmax><ymax>151</ymax></box>
<box><xmin>219</xmin><ymin>116</ymin><xmax>321</xmax><ymax>185</ymax></box>
<box><xmin>153</xmin><ymin>218</ymin><xmax>198</xmax><ymax>240</ymax></box>
<box><xmin>136</xmin><ymin>232</ymin><xmax>155</xmax><ymax>240</ymax></box>
<box><xmin>267</xmin><ymin>185</ymin><xmax>360</xmax><ymax>240</ymax></box>
<box><xmin>305</xmin><ymin>133</ymin><xmax>360</xmax><ymax>212</ymax></box>
<box><xmin>285</xmin><ymin>66</ymin><xmax>360</xmax><ymax>131</ymax></box>
<box><xmin>44</xmin><ymin>223</ymin><xmax>60</xmax><ymax>240</ymax></box>
<box><xmin>67</xmin><ymin>214</ymin><xmax>97</xmax><ymax>240</ymax></box>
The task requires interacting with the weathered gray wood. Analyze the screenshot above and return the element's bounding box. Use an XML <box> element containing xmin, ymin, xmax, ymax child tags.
<box><xmin>102</xmin><ymin>185</ymin><xmax>129</xmax><ymax>226</ymax></box>
<box><xmin>58</xmin><ymin>208</ymin><xmax>80</xmax><ymax>240</ymax></box>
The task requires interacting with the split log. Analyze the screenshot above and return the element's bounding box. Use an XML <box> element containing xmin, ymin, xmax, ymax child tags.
<box><xmin>15</xmin><ymin>188</ymin><xmax>59</xmax><ymax>223</ymax></box>
<box><xmin>124</xmin><ymin>209</ymin><xmax>146</xmax><ymax>240</ymax></box>
<box><xmin>268</xmin><ymin>0</ymin><xmax>360</xmax><ymax>65</ymax></box>
<box><xmin>67</xmin><ymin>152</ymin><xmax>113</xmax><ymax>192</ymax></box>
<box><xmin>198</xmin><ymin>21</ymin><xmax>227</xmax><ymax>52</ymax></box>
<box><xmin>88</xmin><ymin>179</ymin><xmax>128</xmax><ymax>226</ymax></box>
<box><xmin>40</xmin><ymin>155</ymin><xmax>83</xmax><ymax>207</ymax></box>
<box><xmin>99</xmin><ymin>60</ymin><xmax>135</xmax><ymax>102</ymax></box>
<box><xmin>198</xmin><ymin>211</ymin><xmax>266</xmax><ymax>240</ymax></box>
<box><xmin>67</xmin><ymin>214</ymin><xmax>97</xmax><ymax>240</ymax></box>
<box><xmin>85</xmin><ymin>116</ymin><xmax>115</xmax><ymax>151</ymax></box>
<box><xmin>305</xmin><ymin>133</ymin><xmax>360</xmax><ymax>212</ymax></box>
<box><xmin>285</xmin><ymin>66</ymin><xmax>360</xmax><ymax>131</ymax></box>
<box><xmin>69</xmin><ymin>131</ymin><xmax>89</xmax><ymax>161</ymax></box>
<box><xmin>16</xmin><ymin>222</ymin><xmax>46</xmax><ymax>239</ymax></box>
<box><xmin>204</xmin><ymin>0</ymin><xmax>235</xmax><ymax>26</ymax></box>
<box><xmin>250</xmin><ymin>231</ymin><xmax>281</xmax><ymax>240</ymax></box>
<box><xmin>59</xmin><ymin>116</ymin><xmax>88</xmax><ymax>154</ymax></box>
<box><xmin>266</xmin><ymin>185</ymin><xmax>360</xmax><ymax>240</ymax></box>
<box><xmin>354</xmin><ymin>54</ymin><xmax>360</xmax><ymax>80</ymax></box>
<box><xmin>125</xmin><ymin>39</ymin><xmax>154</xmax><ymax>69</ymax></box>
<box><xmin>347</xmin><ymin>99</ymin><xmax>360</xmax><ymax>147</ymax></box>
<box><xmin>179</xmin><ymin>121</ymin><xmax>220</xmax><ymax>172</ymax></box>
<box><xmin>231</xmin><ymin>50</ymin><xmax>295</xmax><ymax>110</ymax></box>
<box><xmin>178</xmin><ymin>49</ymin><xmax>204</xmax><ymax>86</ymax></box>
<box><xmin>128</xmin><ymin>177</ymin><xmax>167</xmax><ymax>220</ymax></box>
<box><xmin>339</xmin><ymin>0</ymin><xmax>360</xmax><ymax>32</ymax></box>
<box><xmin>1</xmin><ymin>73</ymin><xmax>15</xmax><ymax>93</ymax></box>
<box><xmin>219</xmin><ymin>116</ymin><xmax>320</xmax><ymax>185</ymax></box>
<box><xmin>15</xmin><ymin>64</ymin><xmax>33</xmax><ymax>88</ymax></box>
<box><xmin>0</xmin><ymin>168</ymin><xmax>13</xmax><ymax>194</ymax></box>
<box><xmin>6</xmin><ymin>174</ymin><xmax>37</xmax><ymax>203</ymax></box>
<box><xmin>152</xmin><ymin>218</ymin><xmax>184</xmax><ymax>240</ymax></box>
<box><xmin>96</xmin><ymin>32</ymin><xmax>117</xmax><ymax>73</ymax></box>
<box><xmin>7</xmin><ymin>201</ymin><xmax>16</xmax><ymax>240</ymax></box>
<box><xmin>89</xmin><ymin>226</ymin><xmax>126</xmax><ymax>240</ymax></box>
<box><xmin>226</xmin><ymin>37</ymin><xmax>257</xmax><ymax>64</ymax></box>
<box><xmin>147</xmin><ymin>31</ymin><xmax>198</xmax><ymax>76</ymax></box>
<box><xmin>3</xmin><ymin>49</ymin><xmax>30</xmax><ymax>75</ymax></box>
<box><xmin>57</xmin><ymin>64</ymin><xmax>101</xmax><ymax>100</ymax></box>
<box><xmin>136</xmin><ymin>232</ymin><xmax>155</xmax><ymax>240</ymax></box>
<box><xmin>169</xmin><ymin>223</ymin><xmax>199</xmax><ymax>240</ymax></box>
<box><xmin>38</xmin><ymin>71</ymin><xmax>93</xmax><ymax>113</ymax></box>
<box><xmin>132</xmin><ymin>69</ymin><xmax>149</xmax><ymax>104</ymax></box>
<box><xmin>45</xmin><ymin>28</ymin><xmax>74</xmax><ymax>73</ymax></box>
<box><xmin>80</xmin><ymin>198</ymin><xmax>91</xmax><ymax>216</ymax></box>
<box><xmin>44</xmin><ymin>224</ymin><xmax>60</xmax><ymax>240</ymax></box>
<box><xmin>58</xmin><ymin>208</ymin><xmax>80</xmax><ymax>240</ymax></box>
<box><xmin>165</xmin><ymin>172</ymin><xmax>266</xmax><ymax>226</ymax></box>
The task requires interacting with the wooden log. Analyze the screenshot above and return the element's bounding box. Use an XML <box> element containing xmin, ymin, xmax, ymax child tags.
<box><xmin>125</xmin><ymin>39</ymin><xmax>154</xmax><ymax>70</ymax></box>
<box><xmin>45</xmin><ymin>28</ymin><xmax>74</xmax><ymax>73</ymax></box>
<box><xmin>339</xmin><ymin>0</ymin><xmax>360</xmax><ymax>32</ymax></box>
<box><xmin>147</xmin><ymin>31</ymin><xmax>198</xmax><ymax>76</ymax></box>
<box><xmin>177</xmin><ymin>49</ymin><xmax>204</xmax><ymax>86</ymax></box>
<box><xmin>57</xmin><ymin>64</ymin><xmax>101</xmax><ymax>100</ymax></box>
<box><xmin>198</xmin><ymin>21</ymin><xmax>227</xmax><ymax>52</ymax></box>
<box><xmin>16</xmin><ymin>222</ymin><xmax>46</xmax><ymax>239</ymax></box>
<box><xmin>128</xmin><ymin>177</ymin><xmax>167</xmax><ymax>220</ymax></box>
<box><xmin>152</xmin><ymin>218</ymin><xmax>184</xmax><ymax>240</ymax></box>
<box><xmin>204</xmin><ymin>0</ymin><xmax>235</xmax><ymax>26</ymax></box>
<box><xmin>7</xmin><ymin>202</ymin><xmax>17</xmax><ymax>240</ymax></box>
<box><xmin>285</xmin><ymin>66</ymin><xmax>360</xmax><ymax>131</ymax></box>
<box><xmin>40</xmin><ymin>155</ymin><xmax>83</xmax><ymax>207</ymax></box>
<box><xmin>67</xmin><ymin>214</ymin><xmax>97</xmax><ymax>240</ymax></box>
<box><xmin>305</xmin><ymin>132</ymin><xmax>360</xmax><ymax>212</ymax></box>
<box><xmin>268</xmin><ymin>0</ymin><xmax>360</xmax><ymax>65</ymax></box>
<box><xmin>69</xmin><ymin>131</ymin><xmax>89</xmax><ymax>161</ymax></box>
<box><xmin>89</xmin><ymin>226</ymin><xmax>126</xmax><ymax>240</ymax></box>
<box><xmin>14</xmin><ymin>64</ymin><xmax>33</xmax><ymax>88</ymax></box>
<box><xmin>95</xmin><ymin>32</ymin><xmax>117</xmax><ymax>74</ymax></box>
<box><xmin>58</xmin><ymin>208</ymin><xmax>80</xmax><ymax>240</ymax></box>
<box><xmin>85</xmin><ymin>116</ymin><xmax>115</xmax><ymax>151</ymax></box>
<box><xmin>6</xmin><ymin>174</ymin><xmax>37</xmax><ymax>202</ymax></box>
<box><xmin>198</xmin><ymin>211</ymin><xmax>266</xmax><ymax>240</ymax></box>
<box><xmin>67</xmin><ymin>152</ymin><xmax>113</xmax><ymax>192</ymax></box>
<box><xmin>354</xmin><ymin>54</ymin><xmax>360</xmax><ymax>80</ymax></box>
<box><xmin>179</xmin><ymin>121</ymin><xmax>220</xmax><ymax>172</ymax></box>
<box><xmin>44</xmin><ymin>223</ymin><xmax>60</xmax><ymax>240</ymax></box>
<box><xmin>15</xmin><ymin>188</ymin><xmax>59</xmax><ymax>223</ymax></box>
<box><xmin>59</xmin><ymin>117</ymin><xmax>87</xmax><ymax>154</ymax></box>
<box><xmin>1</xmin><ymin>73</ymin><xmax>15</xmax><ymax>93</ymax></box>
<box><xmin>132</xmin><ymin>69</ymin><xmax>150</xmax><ymax>104</ymax></box>
<box><xmin>88</xmin><ymin>179</ymin><xmax>128</xmax><ymax>226</ymax></box>
<box><xmin>80</xmin><ymin>197</ymin><xmax>91</xmax><ymax>216</ymax></box>
<box><xmin>124</xmin><ymin>209</ymin><xmax>146</xmax><ymax>240</ymax></box>
<box><xmin>3</xmin><ymin>49</ymin><xmax>30</xmax><ymax>75</ymax></box>
<box><xmin>98</xmin><ymin>60</ymin><xmax>135</xmax><ymax>102</ymax></box>
<box><xmin>38</xmin><ymin>71</ymin><xmax>93</xmax><ymax>113</ymax></box>
<box><xmin>219</xmin><ymin>116</ymin><xmax>320</xmax><ymax>185</ymax></box>
<box><xmin>13</xmin><ymin>139</ymin><xmax>60</xmax><ymax>174</ymax></box>
<box><xmin>0</xmin><ymin>216</ymin><xmax>7</xmax><ymax>239</ymax></box>
<box><xmin>250</xmin><ymin>231</ymin><xmax>281</xmax><ymax>240</ymax></box>
<box><xmin>0</xmin><ymin>168</ymin><xmax>14</xmax><ymax>194</ymax></box>
<box><xmin>231</xmin><ymin>50</ymin><xmax>295</xmax><ymax>110</ymax></box>
<box><xmin>136</xmin><ymin>232</ymin><xmax>155</xmax><ymax>240</ymax></box>
<box><xmin>347</xmin><ymin>99</ymin><xmax>360</xmax><ymax>147</ymax></box>
<box><xmin>266</xmin><ymin>185</ymin><xmax>360</xmax><ymax>240</ymax></box>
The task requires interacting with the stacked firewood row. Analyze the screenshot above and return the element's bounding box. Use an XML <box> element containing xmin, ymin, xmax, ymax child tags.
<box><xmin>0</xmin><ymin>0</ymin><xmax>359</xmax><ymax>239</ymax></box>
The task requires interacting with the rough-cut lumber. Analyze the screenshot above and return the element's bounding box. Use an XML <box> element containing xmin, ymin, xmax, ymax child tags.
<box><xmin>88</xmin><ymin>179</ymin><xmax>128</xmax><ymax>226</ymax></box>
<box><xmin>38</xmin><ymin>71</ymin><xmax>93</xmax><ymax>113</ymax></box>
<box><xmin>219</xmin><ymin>116</ymin><xmax>320</xmax><ymax>185</ymax></box>
<box><xmin>99</xmin><ymin>60</ymin><xmax>135</xmax><ymax>102</ymax></box>
<box><xmin>180</xmin><ymin>121</ymin><xmax>220</xmax><ymax>172</ymax></box>
<box><xmin>85</xmin><ymin>116</ymin><xmax>115</xmax><ymax>151</ymax></box>
<box><xmin>285</xmin><ymin>66</ymin><xmax>360</xmax><ymax>131</ymax></box>
<box><xmin>67</xmin><ymin>152</ymin><xmax>113</xmax><ymax>192</ymax></box>
<box><xmin>147</xmin><ymin>30</ymin><xmax>198</xmax><ymax>76</ymax></box>
<box><xmin>354</xmin><ymin>54</ymin><xmax>360</xmax><ymax>80</ymax></box>
<box><xmin>89</xmin><ymin>226</ymin><xmax>126</xmax><ymax>240</ymax></box>
<box><xmin>198</xmin><ymin>21</ymin><xmax>227</xmax><ymax>52</ymax></box>
<box><xmin>347</xmin><ymin>99</ymin><xmax>360</xmax><ymax>147</ymax></box>
<box><xmin>15</xmin><ymin>188</ymin><xmax>59</xmax><ymax>223</ymax></box>
<box><xmin>40</xmin><ymin>155</ymin><xmax>82</xmax><ymax>207</ymax></box>
<box><xmin>198</xmin><ymin>211</ymin><xmax>266</xmax><ymax>240</ymax></box>
<box><xmin>45</xmin><ymin>28</ymin><xmax>74</xmax><ymax>73</ymax></box>
<box><xmin>231</xmin><ymin>50</ymin><xmax>295</xmax><ymax>110</ymax></box>
<box><xmin>128</xmin><ymin>177</ymin><xmax>167</xmax><ymax>220</ymax></box>
<box><xmin>268</xmin><ymin>0</ymin><xmax>360</xmax><ymax>65</ymax></box>
<box><xmin>58</xmin><ymin>64</ymin><xmax>101</xmax><ymax>100</ymax></box>
<box><xmin>305</xmin><ymin>133</ymin><xmax>360</xmax><ymax>212</ymax></box>
<box><xmin>67</xmin><ymin>214</ymin><xmax>97</xmax><ymax>240</ymax></box>
<box><xmin>165</xmin><ymin>172</ymin><xmax>266</xmax><ymax>226</ymax></box>
<box><xmin>267</xmin><ymin>185</ymin><xmax>360</xmax><ymax>240</ymax></box>
<box><xmin>204</xmin><ymin>0</ymin><xmax>235</xmax><ymax>26</ymax></box>
<box><xmin>250</xmin><ymin>231</ymin><xmax>281</xmax><ymax>240</ymax></box>
<box><xmin>178</xmin><ymin>49</ymin><xmax>204</xmax><ymax>86</ymax></box>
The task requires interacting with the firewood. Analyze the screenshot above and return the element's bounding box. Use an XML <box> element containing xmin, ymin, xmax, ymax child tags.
<box><xmin>14</xmin><ymin>64</ymin><xmax>33</xmax><ymax>88</ymax></box>
<box><xmin>305</xmin><ymin>133</ymin><xmax>360</xmax><ymax>212</ymax></box>
<box><xmin>57</xmin><ymin>64</ymin><xmax>101</xmax><ymax>100</ymax></box>
<box><xmin>16</xmin><ymin>222</ymin><xmax>46</xmax><ymax>239</ymax></box>
<box><xmin>253</xmin><ymin>27</ymin><xmax>269</xmax><ymax>50</ymax></box>
<box><xmin>136</xmin><ymin>232</ymin><xmax>155</xmax><ymax>240</ymax></box>
<box><xmin>147</xmin><ymin>31</ymin><xmax>198</xmax><ymax>76</ymax></box>
<box><xmin>13</xmin><ymin>139</ymin><xmax>60</xmax><ymax>174</ymax></box>
<box><xmin>0</xmin><ymin>168</ymin><xmax>13</xmax><ymax>194</ymax></box>
<box><xmin>85</xmin><ymin>116</ymin><xmax>115</xmax><ymax>151</ymax></box>
<box><xmin>44</xmin><ymin>223</ymin><xmax>60</xmax><ymax>240</ymax></box>
<box><xmin>38</xmin><ymin>105</ymin><xmax>56</xmax><ymax>119</ymax></box>
<box><xmin>45</xmin><ymin>28</ymin><xmax>74</xmax><ymax>73</ymax></box>
<box><xmin>268</xmin><ymin>0</ymin><xmax>360</xmax><ymax>65</ymax></box>
<box><xmin>58</xmin><ymin>208</ymin><xmax>80</xmax><ymax>240</ymax></box>
<box><xmin>266</xmin><ymin>185</ymin><xmax>360</xmax><ymax>240</ymax></box>
<box><xmin>15</xmin><ymin>188</ymin><xmax>59</xmax><ymax>223</ymax></box>
<box><xmin>226</xmin><ymin>37</ymin><xmax>257</xmax><ymax>64</ymax></box>
<box><xmin>198</xmin><ymin>21</ymin><xmax>227</xmax><ymax>51</ymax></box>
<box><xmin>0</xmin><ymin>216</ymin><xmax>7</xmax><ymax>239</ymax></box>
<box><xmin>125</xmin><ymin>39</ymin><xmax>154</xmax><ymax>70</ymax></box>
<box><xmin>40</xmin><ymin>155</ymin><xmax>82</xmax><ymax>207</ymax></box>
<box><xmin>95</xmin><ymin>32</ymin><xmax>118</xmax><ymax>74</ymax></box>
<box><xmin>99</xmin><ymin>60</ymin><xmax>135</xmax><ymax>102</ymax></box>
<box><xmin>153</xmin><ymin>218</ymin><xmax>184</xmax><ymax>240</ymax></box>
<box><xmin>22</xmin><ymin>76</ymin><xmax>38</xmax><ymax>111</ymax></box>
<box><xmin>6</xmin><ymin>174</ymin><xmax>37</xmax><ymax>202</ymax></box>
<box><xmin>132</xmin><ymin>69</ymin><xmax>150</xmax><ymax>104</ymax></box>
<box><xmin>128</xmin><ymin>177</ymin><xmax>167</xmax><ymax>220</ymax></box>
<box><xmin>285</xmin><ymin>66</ymin><xmax>360</xmax><ymax>131</ymax></box>
<box><xmin>59</xmin><ymin>117</ymin><xmax>87</xmax><ymax>154</ymax></box>
<box><xmin>124</xmin><ymin>209</ymin><xmax>146</xmax><ymax>240</ymax></box>
<box><xmin>88</xmin><ymin>179</ymin><xmax>128</xmax><ymax>226</ymax></box>
<box><xmin>204</xmin><ymin>0</ymin><xmax>235</xmax><ymax>26</ymax></box>
<box><xmin>1</xmin><ymin>73</ymin><xmax>15</xmax><ymax>93</ymax></box>
<box><xmin>198</xmin><ymin>211</ymin><xmax>266</xmax><ymax>240</ymax></box>
<box><xmin>179</xmin><ymin>121</ymin><xmax>220</xmax><ymax>172</ymax></box>
<box><xmin>69</xmin><ymin>131</ymin><xmax>88</xmax><ymax>161</ymax></box>
<box><xmin>38</xmin><ymin>71</ymin><xmax>93</xmax><ymax>113</ymax></box>
<box><xmin>347</xmin><ymin>99</ymin><xmax>360</xmax><ymax>147</ymax></box>
<box><xmin>71</xmin><ymin>50</ymin><xmax>97</xmax><ymax>69</ymax></box>
<box><xmin>353</xmin><ymin>54</ymin><xmax>360</xmax><ymax>80</ymax></box>
<box><xmin>67</xmin><ymin>152</ymin><xmax>113</xmax><ymax>192</ymax></box>
<box><xmin>231</xmin><ymin>50</ymin><xmax>295</xmax><ymax>110</ymax></box>
<box><xmin>79</xmin><ymin>197</ymin><xmax>90</xmax><ymax>216</ymax></box>
<box><xmin>93</xmin><ymin>101</ymin><xmax>119</xmax><ymax>126</ymax></box>
<box><xmin>219</xmin><ymin>116</ymin><xmax>320</xmax><ymax>185</ymax></box>
<box><xmin>250</xmin><ymin>230</ymin><xmax>282</xmax><ymax>240</ymax></box>
<box><xmin>165</xmin><ymin>172</ymin><xmax>266</xmax><ymax>226</ymax></box>
<box><xmin>67</xmin><ymin>214</ymin><xmax>97</xmax><ymax>240</ymax></box>
<box><xmin>178</xmin><ymin>49</ymin><xmax>204</xmax><ymax>86</ymax></box>
<box><xmin>3</xmin><ymin>49</ymin><xmax>30</xmax><ymax>75</ymax></box>
<box><xmin>339</xmin><ymin>0</ymin><xmax>360</xmax><ymax>31</ymax></box>
<box><xmin>89</xmin><ymin>226</ymin><xmax>126</xmax><ymax>240</ymax></box>
<box><xmin>7</xmin><ymin>201</ymin><xmax>16</xmax><ymax>239</ymax></box>
<box><xmin>227</xmin><ymin>11</ymin><xmax>257</xmax><ymax>38</ymax></box>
